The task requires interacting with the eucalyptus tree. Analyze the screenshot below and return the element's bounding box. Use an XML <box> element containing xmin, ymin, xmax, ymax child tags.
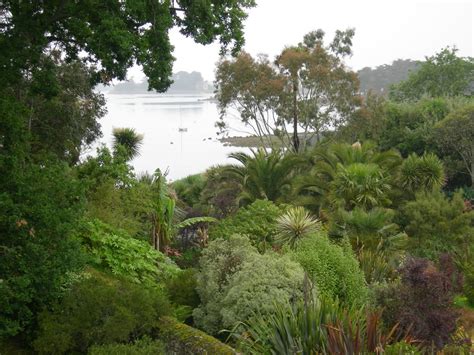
<box><xmin>215</xmin><ymin>29</ymin><xmax>361</xmax><ymax>153</ymax></box>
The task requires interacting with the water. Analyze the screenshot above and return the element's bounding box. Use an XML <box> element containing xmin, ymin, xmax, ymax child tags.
<box><xmin>98</xmin><ymin>93</ymin><xmax>249</xmax><ymax>181</ymax></box>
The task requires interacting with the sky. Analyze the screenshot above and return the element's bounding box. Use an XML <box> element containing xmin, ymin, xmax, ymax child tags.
<box><xmin>126</xmin><ymin>0</ymin><xmax>473</xmax><ymax>83</ymax></box>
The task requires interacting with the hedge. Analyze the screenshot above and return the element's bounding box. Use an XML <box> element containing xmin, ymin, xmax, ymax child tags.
<box><xmin>157</xmin><ymin>317</ymin><xmax>237</xmax><ymax>354</ymax></box>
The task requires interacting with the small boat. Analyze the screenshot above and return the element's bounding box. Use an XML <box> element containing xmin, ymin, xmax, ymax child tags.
<box><xmin>178</xmin><ymin>127</ymin><xmax>188</xmax><ymax>132</ymax></box>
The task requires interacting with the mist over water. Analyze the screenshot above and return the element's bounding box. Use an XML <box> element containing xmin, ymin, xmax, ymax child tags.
<box><xmin>98</xmin><ymin>93</ymin><xmax>249</xmax><ymax>180</ymax></box>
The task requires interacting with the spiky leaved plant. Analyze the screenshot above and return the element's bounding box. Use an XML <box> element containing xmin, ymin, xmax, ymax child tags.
<box><xmin>112</xmin><ymin>127</ymin><xmax>144</xmax><ymax>161</ymax></box>
<box><xmin>275</xmin><ymin>206</ymin><xmax>320</xmax><ymax>249</ymax></box>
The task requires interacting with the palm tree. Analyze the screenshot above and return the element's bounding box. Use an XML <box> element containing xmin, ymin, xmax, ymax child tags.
<box><xmin>295</xmin><ymin>142</ymin><xmax>401</xmax><ymax>213</ymax></box>
<box><xmin>275</xmin><ymin>206</ymin><xmax>320</xmax><ymax>249</ymax></box>
<box><xmin>112</xmin><ymin>127</ymin><xmax>144</xmax><ymax>161</ymax></box>
<box><xmin>224</xmin><ymin>148</ymin><xmax>303</xmax><ymax>205</ymax></box>
<box><xmin>400</xmin><ymin>153</ymin><xmax>445</xmax><ymax>194</ymax></box>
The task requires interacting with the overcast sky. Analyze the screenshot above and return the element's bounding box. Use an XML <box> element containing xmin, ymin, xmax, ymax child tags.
<box><xmin>127</xmin><ymin>0</ymin><xmax>473</xmax><ymax>83</ymax></box>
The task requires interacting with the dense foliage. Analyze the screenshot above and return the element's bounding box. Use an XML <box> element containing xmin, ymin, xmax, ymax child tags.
<box><xmin>289</xmin><ymin>234</ymin><xmax>368</xmax><ymax>305</ymax></box>
<box><xmin>33</xmin><ymin>271</ymin><xmax>171</xmax><ymax>354</ymax></box>
<box><xmin>193</xmin><ymin>235</ymin><xmax>305</xmax><ymax>335</ymax></box>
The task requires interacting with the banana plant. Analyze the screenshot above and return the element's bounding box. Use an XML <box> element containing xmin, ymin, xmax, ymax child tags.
<box><xmin>150</xmin><ymin>169</ymin><xmax>216</xmax><ymax>252</ymax></box>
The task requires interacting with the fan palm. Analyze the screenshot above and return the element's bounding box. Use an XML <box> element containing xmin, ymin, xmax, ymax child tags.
<box><xmin>112</xmin><ymin>127</ymin><xmax>144</xmax><ymax>161</ymax></box>
<box><xmin>224</xmin><ymin>148</ymin><xmax>303</xmax><ymax>204</ymax></box>
<box><xmin>296</xmin><ymin>142</ymin><xmax>401</xmax><ymax>212</ymax></box>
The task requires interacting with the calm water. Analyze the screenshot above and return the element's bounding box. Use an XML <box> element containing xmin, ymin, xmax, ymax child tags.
<box><xmin>98</xmin><ymin>93</ymin><xmax>248</xmax><ymax>181</ymax></box>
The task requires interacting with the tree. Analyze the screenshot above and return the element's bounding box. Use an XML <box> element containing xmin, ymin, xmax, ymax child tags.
<box><xmin>435</xmin><ymin>104</ymin><xmax>474</xmax><ymax>186</ymax></box>
<box><xmin>223</xmin><ymin>148</ymin><xmax>302</xmax><ymax>204</ymax></box>
<box><xmin>215</xmin><ymin>29</ymin><xmax>361</xmax><ymax>152</ymax></box>
<box><xmin>112</xmin><ymin>127</ymin><xmax>144</xmax><ymax>161</ymax></box>
<box><xmin>390</xmin><ymin>47</ymin><xmax>474</xmax><ymax>101</ymax></box>
<box><xmin>0</xmin><ymin>0</ymin><xmax>256</xmax><ymax>91</ymax></box>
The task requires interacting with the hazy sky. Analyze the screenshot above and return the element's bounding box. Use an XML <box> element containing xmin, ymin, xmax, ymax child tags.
<box><xmin>127</xmin><ymin>0</ymin><xmax>473</xmax><ymax>83</ymax></box>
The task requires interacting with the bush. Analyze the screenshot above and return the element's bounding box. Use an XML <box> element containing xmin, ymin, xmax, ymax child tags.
<box><xmin>33</xmin><ymin>271</ymin><xmax>171</xmax><ymax>354</ymax></box>
<box><xmin>80</xmin><ymin>220</ymin><xmax>179</xmax><ymax>284</ymax></box>
<box><xmin>209</xmin><ymin>199</ymin><xmax>283</xmax><ymax>251</ymax></box>
<box><xmin>289</xmin><ymin>233</ymin><xmax>368</xmax><ymax>305</ymax></box>
<box><xmin>376</xmin><ymin>256</ymin><xmax>461</xmax><ymax>349</ymax></box>
<box><xmin>88</xmin><ymin>337</ymin><xmax>165</xmax><ymax>355</ymax></box>
<box><xmin>165</xmin><ymin>269</ymin><xmax>200</xmax><ymax>319</ymax></box>
<box><xmin>193</xmin><ymin>235</ymin><xmax>305</xmax><ymax>335</ymax></box>
<box><xmin>400</xmin><ymin>190</ymin><xmax>474</xmax><ymax>259</ymax></box>
<box><xmin>172</xmin><ymin>174</ymin><xmax>206</xmax><ymax>208</ymax></box>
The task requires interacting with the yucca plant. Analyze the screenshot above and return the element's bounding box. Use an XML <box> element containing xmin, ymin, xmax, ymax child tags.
<box><xmin>275</xmin><ymin>206</ymin><xmax>320</xmax><ymax>249</ymax></box>
<box><xmin>112</xmin><ymin>127</ymin><xmax>144</xmax><ymax>161</ymax></box>
<box><xmin>400</xmin><ymin>153</ymin><xmax>445</xmax><ymax>194</ymax></box>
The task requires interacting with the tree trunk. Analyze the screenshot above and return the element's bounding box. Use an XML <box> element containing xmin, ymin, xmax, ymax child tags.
<box><xmin>292</xmin><ymin>79</ymin><xmax>299</xmax><ymax>153</ymax></box>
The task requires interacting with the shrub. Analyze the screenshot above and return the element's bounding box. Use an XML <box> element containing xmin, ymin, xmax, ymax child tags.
<box><xmin>33</xmin><ymin>271</ymin><xmax>171</xmax><ymax>354</ymax></box>
<box><xmin>172</xmin><ymin>174</ymin><xmax>206</xmax><ymax>208</ymax></box>
<box><xmin>220</xmin><ymin>253</ymin><xmax>304</xmax><ymax>331</ymax></box>
<box><xmin>376</xmin><ymin>256</ymin><xmax>461</xmax><ymax>349</ymax></box>
<box><xmin>165</xmin><ymin>269</ymin><xmax>200</xmax><ymax>319</ymax></box>
<box><xmin>289</xmin><ymin>233</ymin><xmax>368</xmax><ymax>305</ymax></box>
<box><xmin>400</xmin><ymin>190</ymin><xmax>474</xmax><ymax>259</ymax></box>
<box><xmin>80</xmin><ymin>220</ymin><xmax>179</xmax><ymax>284</ymax></box>
<box><xmin>88</xmin><ymin>337</ymin><xmax>165</xmax><ymax>355</ymax></box>
<box><xmin>209</xmin><ymin>199</ymin><xmax>283</xmax><ymax>251</ymax></box>
<box><xmin>193</xmin><ymin>235</ymin><xmax>305</xmax><ymax>335</ymax></box>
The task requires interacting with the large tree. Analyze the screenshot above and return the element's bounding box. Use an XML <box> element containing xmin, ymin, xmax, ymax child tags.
<box><xmin>215</xmin><ymin>29</ymin><xmax>361</xmax><ymax>152</ymax></box>
<box><xmin>0</xmin><ymin>0</ymin><xmax>256</xmax><ymax>91</ymax></box>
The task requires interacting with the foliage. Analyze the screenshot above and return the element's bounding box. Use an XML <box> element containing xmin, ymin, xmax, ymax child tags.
<box><xmin>112</xmin><ymin>127</ymin><xmax>144</xmax><ymax>161</ymax></box>
<box><xmin>165</xmin><ymin>269</ymin><xmax>200</xmax><ymax>312</ymax></box>
<box><xmin>88</xmin><ymin>337</ymin><xmax>165</xmax><ymax>355</ymax></box>
<box><xmin>275</xmin><ymin>206</ymin><xmax>320</xmax><ymax>249</ymax></box>
<box><xmin>1</xmin><ymin>0</ymin><xmax>256</xmax><ymax>91</ymax></box>
<box><xmin>216</xmin><ymin>29</ymin><xmax>360</xmax><ymax>152</ymax></box>
<box><xmin>296</xmin><ymin>142</ymin><xmax>401</xmax><ymax>213</ymax></box>
<box><xmin>33</xmin><ymin>271</ymin><xmax>171</xmax><ymax>354</ymax></box>
<box><xmin>357</xmin><ymin>247</ymin><xmax>397</xmax><ymax>284</ymax></box>
<box><xmin>193</xmin><ymin>235</ymin><xmax>305</xmax><ymax>335</ymax></box>
<box><xmin>435</xmin><ymin>103</ymin><xmax>474</xmax><ymax>186</ymax></box>
<box><xmin>390</xmin><ymin>47</ymin><xmax>474</xmax><ymax>101</ymax></box>
<box><xmin>79</xmin><ymin>220</ymin><xmax>179</xmax><ymax>284</ymax></box>
<box><xmin>224</xmin><ymin>148</ymin><xmax>302</xmax><ymax>204</ymax></box>
<box><xmin>210</xmin><ymin>199</ymin><xmax>283</xmax><ymax>251</ymax></box>
<box><xmin>289</xmin><ymin>233</ymin><xmax>368</xmax><ymax>304</ymax></box>
<box><xmin>157</xmin><ymin>316</ymin><xmax>237</xmax><ymax>355</ymax></box>
<box><xmin>236</xmin><ymin>295</ymin><xmax>414</xmax><ymax>354</ymax></box>
<box><xmin>219</xmin><ymin>253</ymin><xmax>304</xmax><ymax>332</ymax></box>
<box><xmin>332</xmin><ymin>162</ymin><xmax>392</xmax><ymax>210</ymax></box>
<box><xmin>376</xmin><ymin>256</ymin><xmax>462</xmax><ymax>349</ymax></box>
<box><xmin>338</xmin><ymin>207</ymin><xmax>406</xmax><ymax>251</ymax></box>
<box><xmin>200</xmin><ymin>165</ymin><xmax>242</xmax><ymax>218</ymax></box>
<box><xmin>400</xmin><ymin>153</ymin><xmax>445</xmax><ymax>194</ymax></box>
<box><xmin>400</xmin><ymin>190</ymin><xmax>474</xmax><ymax>259</ymax></box>
<box><xmin>193</xmin><ymin>235</ymin><xmax>257</xmax><ymax>335</ymax></box>
<box><xmin>172</xmin><ymin>173</ymin><xmax>207</xmax><ymax>208</ymax></box>
<box><xmin>25</xmin><ymin>54</ymin><xmax>106</xmax><ymax>163</ymax></box>
<box><xmin>0</xmin><ymin>161</ymin><xmax>85</xmax><ymax>338</ymax></box>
